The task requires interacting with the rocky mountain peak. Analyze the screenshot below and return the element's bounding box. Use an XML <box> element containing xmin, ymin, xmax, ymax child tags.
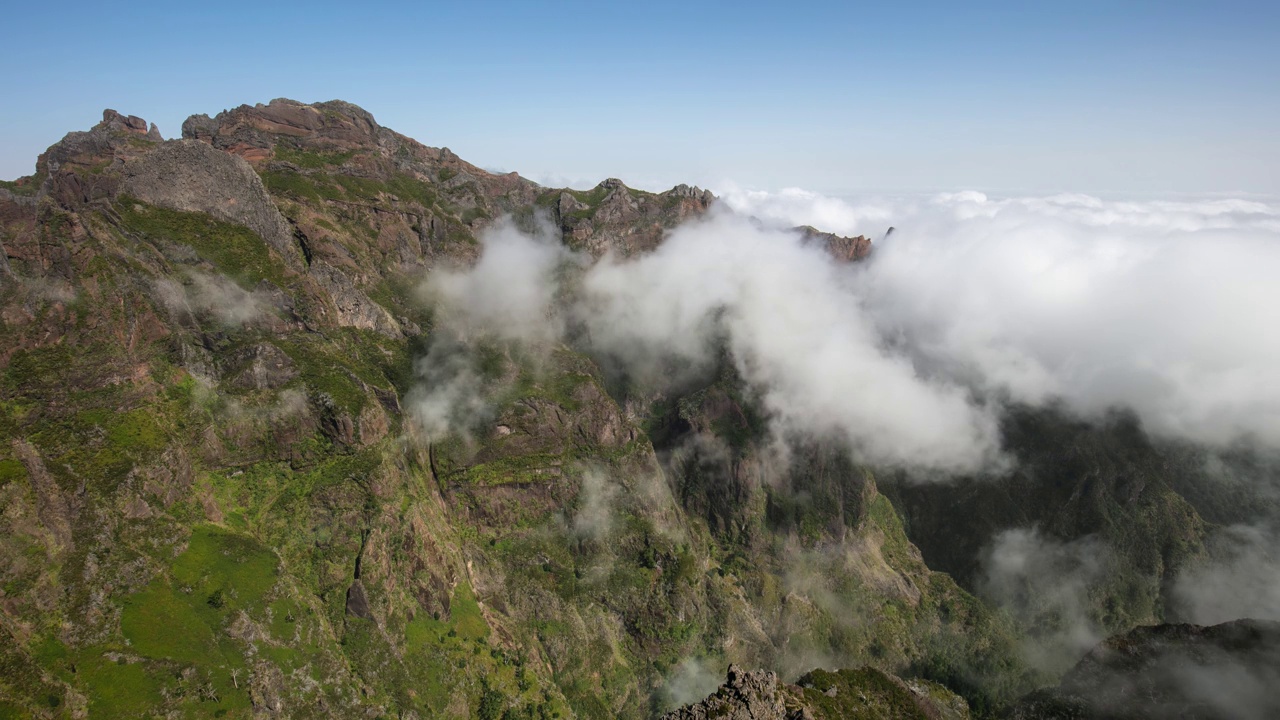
<box><xmin>2</xmin><ymin>96</ymin><xmax>1258</xmax><ymax>720</ymax></box>
<box><xmin>796</xmin><ymin>225</ymin><xmax>873</xmax><ymax>262</ymax></box>
<box><xmin>672</xmin><ymin>182</ymin><xmax>716</xmax><ymax>202</ymax></box>
<box><xmin>182</xmin><ymin>98</ymin><xmax>384</xmax><ymax>161</ymax></box>
<box><xmin>98</xmin><ymin>108</ymin><xmax>163</xmax><ymax>141</ymax></box>
<box><xmin>43</xmin><ymin>108</ymin><xmax>161</xmax><ymax>170</ymax></box>
<box><xmin>32</xmin><ymin>108</ymin><xmax>166</xmax><ymax>206</ymax></box>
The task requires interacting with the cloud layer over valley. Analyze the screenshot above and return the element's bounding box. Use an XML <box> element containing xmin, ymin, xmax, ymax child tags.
<box><xmin>419</xmin><ymin>188</ymin><xmax>1280</xmax><ymax>474</ymax></box>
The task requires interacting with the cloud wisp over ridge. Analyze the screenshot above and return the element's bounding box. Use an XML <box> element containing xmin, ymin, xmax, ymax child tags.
<box><xmin>414</xmin><ymin>187</ymin><xmax>1280</xmax><ymax>473</ymax></box>
<box><xmin>419</xmin><ymin>209</ymin><xmax>1003</xmax><ymax>472</ymax></box>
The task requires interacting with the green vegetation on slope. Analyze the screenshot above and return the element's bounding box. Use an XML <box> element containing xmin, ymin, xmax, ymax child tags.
<box><xmin>116</xmin><ymin>199</ymin><xmax>293</xmax><ymax>289</ymax></box>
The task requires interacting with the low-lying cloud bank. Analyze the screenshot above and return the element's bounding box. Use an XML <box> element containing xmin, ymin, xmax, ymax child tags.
<box><xmin>1173</xmin><ymin>523</ymin><xmax>1280</xmax><ymax>625</ymax></box>
<box><xmin>578</xmin><ymin>211</ymin><xmax>1001</xmax><ymax>471</ymax></box>
<box><xmin>979</xmin><ymin>528</ymin><xmax>1109</xmax><ymax>673</ymax></box>
<box><xmin>418</xmin><ymin>188</ymin><xmax>1280</xmax><ymax>474</ymax></box>
<box><xmin>728</xmin><ymin>188</ymin><xmax>1280</xmax><ymax>452</ymax></box>
<box><xmin>411</xmin><ymin>189</ymin><xmax>1280</xmax><ymax>708</ymax></box>
<box><xmin>414</xmin><ymin>185</ymin><xmax>1274</xmax><ymax>476</ymax></box>
<box><xmin>421</xmin><ymin>211</ymin><xmax>1001</xmax><ymax>472</ymax></box>
<box><xmin>155</xmin><ymin>270</ymin><xmax>276</xmax><ymax>327</ymax></box>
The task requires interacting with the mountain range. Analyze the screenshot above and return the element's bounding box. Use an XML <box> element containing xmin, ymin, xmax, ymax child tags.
<box><xmin>0</xmin><ymin>99</ymin><xmax>1275</xmax><ymax>720</ymax></box>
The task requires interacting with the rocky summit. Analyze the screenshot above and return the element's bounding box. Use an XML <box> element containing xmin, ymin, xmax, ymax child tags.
<box><xmin>0</xmin><ymin>99</ymin><xmax>1273</xmax><ymax>720</ymax></box>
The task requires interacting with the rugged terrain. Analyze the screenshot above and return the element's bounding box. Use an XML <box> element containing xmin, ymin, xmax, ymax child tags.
<box><xmin>0</xmin><ymin>99</ymin><xmax>1269</xmax><ymax>719</ymax></box>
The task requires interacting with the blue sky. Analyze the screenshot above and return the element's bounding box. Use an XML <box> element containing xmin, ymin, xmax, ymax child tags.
<box><xmin>3</xmin><ymin>1</ymin><xmax>1277</xmax><ymax>195</ymax></box>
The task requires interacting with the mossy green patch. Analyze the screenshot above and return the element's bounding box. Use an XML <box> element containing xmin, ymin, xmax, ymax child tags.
<box><xmin>77</xmin><ymin>654</ymin><xmax>165</xmax><ymax>719</ymax></box>
<box><xmin>6</xmin><ymin>364</ymin><xmax>195</xmax><ymax>492</ymax></box>
<box><xmin>171</xmin><ymin>526</ymin><xmax>279</xmax><ymax>609</ymax></box>
<box><xmin>115</xmin><ymin>200</ymin><xmax>292</xmax><ymax>290</ymax></box>
<box><xmin>120</xmin><ymin>581</ymin><xmax>217</xmax><ymax>664</ymax></box>
<box><xmin>0</xmin><ymin>174</ymin><xmax>43</xmax><ymax>197</ymax></box>
<box><xmin>261</xmin><ymin>166</ymin><xmax>439</xmax><ymax>210</ymax></box>
<box><xmin>565</xmin><ymin>186</ymin><xmax>611</xmax><ymax>219</ymax></box>
<box><xmin>451</xmin><ymin>452</ymin><xmax>570</xmax><ymax>487</ymax></box>
<box><xmin>450</xmin><ymin>582</ymin><xmax>490</xmax><ymax>641</ymax></box>
<box><xmin>261</xmin><ymin>169</ymin><xmax>340</xmax><ymax>203</ymax></box>
<box><xmin>276</xmin><ymin>327</ymin><xmax>407</xmax><ymax>414</ymax></box>
<box><xmin>0</xmin><ymin>459</ymin><xmax>26</xmax><ymax>487</ymax></box>
<box><xmin>121</xmin><ymin>526</ymin><xmax>278</xmax><ymax>665</ymax></box>
<box><xmin>397</xmin><ymin>582</ymin><xmax>567</xmax><ymax>718</ymax></box>
<box><xmin>86</xmin><ymin>407</ymin><xmax>167</xmax><ymax>454</ymax></box>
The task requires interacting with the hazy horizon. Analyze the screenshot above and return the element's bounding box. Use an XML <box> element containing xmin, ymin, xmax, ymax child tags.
<box><xmin>4</xmin><ymin>1</ymin><xmax>1278</xmax><ymax>196</ymax></box>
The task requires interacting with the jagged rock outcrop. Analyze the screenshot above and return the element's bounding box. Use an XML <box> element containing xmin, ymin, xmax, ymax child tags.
<box><xmin>796</xmin><ymin>225</ymin><xmax>873</xmax><ymax>262</ymax></box>
<box><xmin>662</xmin><ymin>665</ymin><xmax>795</xmax><ymax>720</ymax></box>
<box><xmin>183</xmin><ymin>98</ymin><xmax>384</xmax><ymax>160</ymax></box>
<box><xmin>180</xmin><ymin>99</ymin><xmax>718</xmax><ymax>260</ymax></box>
<box><xmin>224</xmin><ymin>342</ymin><xmax>298</xmax><ymax>390</ymax></box>
<box><xmin>43</xmin><ymin>109</ymin><xmax>161</xmax><ymax>172</ymax></box>
<box><xmin>552</xmin><ymin>176</ymin><xmax>716</xmax><ymax>256</ymax></box>
<box><xmin>345</xmin><ymin>580</ymin><xmax>374</xmax><ymax>620</ymax></box>
<box><xmin>12</xmin><ymin>439</ymin><xmax>74</xmax><ymax>553</ymax></box>
<box><xmin>1</xmin><ymin>98</ymin><xmax>995</xmax><ymax>720</ymax></box>
<box><xmin>120</xmin><ymin>139</ymin><xmax>304</xmax><ymax>268</ymax></box>
<box><xmin>308</xmin><ymin>263</ymin><xmax>401</xmax><ymax>336</ymax></box>
<box><xmin>663</xmin><ymin>665</ymin><xmax>972</xmax><ymax>720</ymax></box>
<box><xmin>36</xmin><ymin>109</ymin><xmax>164</xmax><ymax>207</ymax></box>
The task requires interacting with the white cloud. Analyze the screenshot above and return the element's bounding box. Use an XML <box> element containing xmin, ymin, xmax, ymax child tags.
<box><xmin>154</xmin><ymin>270</ymin><xmax>272</xmax><ymax>326</ymax></box>
<box><xmin>423</xmin><ymin>216</ymin><xmax>574</xmax><ymax>345</ymax></box>
<box><xmin>1172</xmin><ymin>524</ymin><xmax>1280</xmax><ymax>626</ymax></box>
<box><xmin>572</xmin><ymin>468</ymin><xmax>619</xmax><ymax>540</ymax></box>
<box><xmin>729</xmin><ymin>187</ymin><xmax>1280</xmax><ymax>451</ymax></box>
<box><xmin>979</xmin><ymin>528</ymin><xmax>1109</xmax><ymax>673</ymax></box>
<box><xmin>717</xmin><ymin>183</ymin><xmax>897</xmax><ymax>236</ymax></box>
<box><xmin>417</xmin><ymin>186</ymin><xmax>1280</xmax><ymax>470</ymax></box>
<box><xmin>579</xmin><ymin>209</ymin><xmax>1000</xmax><ymax>472</ymax></box>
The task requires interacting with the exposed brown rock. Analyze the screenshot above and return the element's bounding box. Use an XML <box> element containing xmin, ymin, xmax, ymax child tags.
<box><xmin>345</xmin><ymin>580</ymin><xmax>373</xmax><ymax>620</ymax></box>
<box><xmin>309</xmin><ymin>263</ymin><xmax>400</xmax><ymax>336</ymax></box>
<box><xmin>553</xmin><ymin>177</ymin><xmax>716</xmax><ymax>257</ymax></box>
<box><xmin>225</xmin><ymin>342</ymin><xmax>298</xmax><ymax>391</ymax></box>
<box><xmin>12</xmin><ymin>439</ymin><xmax>74</xmax><ymax>552</ymax></box>
<box><xmin>249</xmin><ymin>660</ymin><xmax>286</xmax><ymax>715</ymax></box>
<box><xmin>100</xmin><ymin>109</ymin><xmax>151</xmax><ymax>136</ymax></box>
<box><xmin>796</xmin><ymin>225</ymin><xmax>873</xmax><ymax>262</ymax></box>
<box><xmin>183</xmin><ymin>98</ymin><xmax>381</xmax><ymax>157</ymax></box>
<box><xmin>119</xmin><ymin>140</ymin><xmax>305</xmax><ymax>269</ymax></box>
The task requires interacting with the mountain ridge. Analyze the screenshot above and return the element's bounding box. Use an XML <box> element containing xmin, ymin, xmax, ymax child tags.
<box><xmin>0</xmin><ymin>98</ymin><xmax>1266</xmax><ymax>720</ymax></box>
<box><xmin>0</xmin><ymin>99</ymin><xmax>987</xmax><ymax>720</ymax></box>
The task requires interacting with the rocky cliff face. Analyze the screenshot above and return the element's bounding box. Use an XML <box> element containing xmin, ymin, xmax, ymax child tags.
<box><xmin>0</xmin><ymin>99</ymin><xmax>1248</xmax><ymax>720</ymax></box>
<box><xmin>661</xmin><ymin>664</ymin><xmax>971</xmax><ymax>720</ymax></box>
<box><xmin>120</xmin><ymin>140</ymin><xmax>302</xmax><ymax>268</ymax></box>
<box><xmin>0</xmin><ymin>99</ymin><xmax>1001</xmax><ymax>720</ymax></box>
